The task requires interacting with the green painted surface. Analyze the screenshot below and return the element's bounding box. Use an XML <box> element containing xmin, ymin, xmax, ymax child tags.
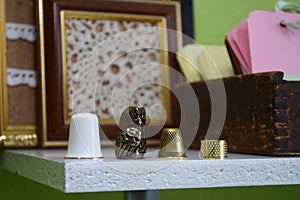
<box><xmin>0</xmin><ymin>169</ymin><xmax>125</xmax><ymax>200</ymax></box>
<box><xmin>160</xmin><ymin>185</ymin><xmax>300</xmax><ymax>200</ymax></box>
<box><xmin>193</xmin><ymin>0</ymin><xmax>300</xmax><ymax>45</ymax></box>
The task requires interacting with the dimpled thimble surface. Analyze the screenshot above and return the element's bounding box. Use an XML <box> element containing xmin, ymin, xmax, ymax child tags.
<box><xmin>158</xmin><ymin>128</ymin><xmax>187</xmax><ymax>159</ymax></box>
<box><xmin>200</xmin><ymin>140</ymin><xmax>227</xmax><ymax>159</ymax></box>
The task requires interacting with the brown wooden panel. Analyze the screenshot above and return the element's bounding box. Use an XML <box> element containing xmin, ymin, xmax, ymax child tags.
<box><xmin>175</xmin><ymin>72</ymin><xmax>300</xmax><ymax>156</ymax></box>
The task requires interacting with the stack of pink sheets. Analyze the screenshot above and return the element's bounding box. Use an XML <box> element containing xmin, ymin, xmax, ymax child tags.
<box><xmin>226</xmin><ymin>10</ymin><xmax>300</xmax><ymax>75</ymax></box>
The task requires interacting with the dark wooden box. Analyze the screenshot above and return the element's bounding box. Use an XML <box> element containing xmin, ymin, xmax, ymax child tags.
<box><xmin>174</xmin><ymin>72</ymin><xmax>300</xmax><ymax>156</ymax></box>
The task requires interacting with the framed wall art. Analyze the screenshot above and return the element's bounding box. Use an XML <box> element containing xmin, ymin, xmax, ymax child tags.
<box><xmin>37</xmin><ymin>0</ymin><xmax>184</xmax><ymax>147</ymax></box>
<box><xmin>0</xmin><ymin>0</ymin><xmax>38</xmax><ymax>147</ymax></box>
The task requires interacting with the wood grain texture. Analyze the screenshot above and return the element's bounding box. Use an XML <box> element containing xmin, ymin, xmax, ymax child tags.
<box><xmin>175</xmin><ymin>72</ymin><xmax>300</xmax><ymax>156</ymax></box>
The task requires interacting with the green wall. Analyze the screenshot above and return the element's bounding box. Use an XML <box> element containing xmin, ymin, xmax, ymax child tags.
<box><xmin>193</xmin><ymin>0</ymin><xmax>300</xmax><ymax>45</ymax></box>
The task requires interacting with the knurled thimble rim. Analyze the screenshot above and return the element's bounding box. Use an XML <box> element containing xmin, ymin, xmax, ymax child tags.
<box><xmin>64</xmin><ymin>156</ymin><xmax>103</xmax><ymax>160</ymax></box>
<box><xmin>157</xmin><ymin>155</ymin><xmax>187</xmax><ymax>160</ymax></box>
<box><xmin>200</xmin><ymin>139</ymin><xmax>227</xmax><ymax>159</ymax></box>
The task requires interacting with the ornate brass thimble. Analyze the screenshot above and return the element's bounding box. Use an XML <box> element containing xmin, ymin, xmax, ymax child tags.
<box><xmin>115</xmin><ymin>106</ymin><xmax>146</xmax><ymax>159</ymax></box>
<box><xmin>158</xmin><ymin>128</ymin><xmax>187</xmax><ymax>159</ymax></box>
<box><xmin>200</xmin><ymin>140</ymin><xmax>227</xmax><ymax>159</ymax></box>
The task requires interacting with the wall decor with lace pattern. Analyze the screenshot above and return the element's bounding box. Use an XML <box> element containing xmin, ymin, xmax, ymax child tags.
<box><xmin>37</xmin><ymin>0</ymin><xmax>182</xmax><ymax>147</ymax></box>
<box><xmin>0</xmin><ymin>0</ymin><xmax>38</xmax><ymax>147</ymax></box>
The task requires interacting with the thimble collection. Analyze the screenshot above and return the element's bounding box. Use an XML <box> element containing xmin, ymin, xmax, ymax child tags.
<box><xmin>65</xmin><ymin>109</ymin><xmax>228</xmax><ymax>160</ymax></box>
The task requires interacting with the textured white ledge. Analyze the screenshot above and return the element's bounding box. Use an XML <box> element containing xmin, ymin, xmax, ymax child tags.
<box><xmin>1</xmin><ymin>148</ymin><xmax>300</xmax><ymax>193</ymax></box>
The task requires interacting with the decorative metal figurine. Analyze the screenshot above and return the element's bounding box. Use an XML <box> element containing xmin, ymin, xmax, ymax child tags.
<box><xmin>115</xmin><ymin>106</ymin><xmax>147</xmax><ymax>159</ymax></box>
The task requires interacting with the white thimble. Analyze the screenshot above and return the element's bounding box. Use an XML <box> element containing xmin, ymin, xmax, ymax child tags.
<box><xmin>65</xmin><ymin>113</ymin><xmax>103</xmax><ymax>159</ymax></box>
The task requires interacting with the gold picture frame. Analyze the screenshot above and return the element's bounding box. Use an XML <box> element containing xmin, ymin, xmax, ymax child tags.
<box><xmin>0</xmin><ymin>0</ymin><xmax>38</xmax><ymax>147</ymax></box>
<box><xmin>60</xmin><ymin>11</ymin><xmax>170</xmax><ymax>125</ymax></box>
<box><xmin>37</xmin><ymin>0</ymin><xmax>182</xmax><ymax>147</ymax></box>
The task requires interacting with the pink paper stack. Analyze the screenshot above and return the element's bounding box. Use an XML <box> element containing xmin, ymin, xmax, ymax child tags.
<box><xmin>226</xmin><ymin>10</ymin><xmax>300</xmax><ymax>76</ymax></box>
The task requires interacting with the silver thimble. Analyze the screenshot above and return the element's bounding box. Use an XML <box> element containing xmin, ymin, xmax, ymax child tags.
<box><xmin>158</xmin><ymin>128</ymin><xmax>187</xmax><ymax>159</ymax></box>
<box><xmin>200</xmin><ymin>140</ymin><xmax>227</xmax><ymax>159</ymax></box>
<box><xmin>0</xmin><ymin>135</ymin><xmax>5</xmax><ymax>150</ymax></box>
<box><xmin>65</xmin><ymin>113</ymin><xmax>103</xmax><ymax>159</ymax></box>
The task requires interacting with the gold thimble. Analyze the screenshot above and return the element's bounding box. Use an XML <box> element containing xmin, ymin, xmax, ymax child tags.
<box><xmin>200</xmin><ymin>140</ymin><xmax>227</xmax><ymax>159</ymax></box>
<box><xmin>158</xmin><ymin>128</ymin><xmax>187</xmax><ymax>159</ymax></box>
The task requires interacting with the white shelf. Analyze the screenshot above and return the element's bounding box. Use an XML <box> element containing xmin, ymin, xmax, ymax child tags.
<box><xmin>1</xmin><ymin>147</ymin><xmax>300</xmax><ymax>193</ymax></box>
